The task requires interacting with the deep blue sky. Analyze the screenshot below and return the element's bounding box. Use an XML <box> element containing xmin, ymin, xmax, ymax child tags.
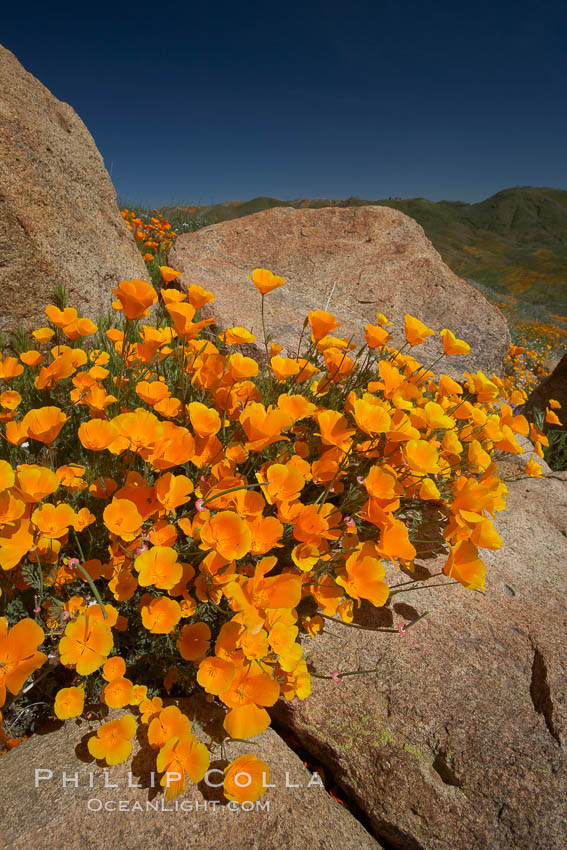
<box><xmin>2</xmin><ymin>0</ymin><xmax>566</xmax><ymax>207</ymax></box>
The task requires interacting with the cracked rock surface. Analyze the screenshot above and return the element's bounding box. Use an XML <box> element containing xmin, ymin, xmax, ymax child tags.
<box><xmin>0</xmin><ymin>705</ymin><xmax>382</xmax><ymax>850</ymax></box>
<box><xmin>273</xmin><ymin>469</ymin><xmax>567</xmax><ymax>850</ymax></box>
<box><xmin>169</xmin><ymin>205</ymin><xmax>510</xmax><ymax>378</ymax></box>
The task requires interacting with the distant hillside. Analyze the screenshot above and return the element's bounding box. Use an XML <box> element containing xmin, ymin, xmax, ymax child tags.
<box><xmin>162</xmin><ymin>187</ymin><xmax>567</xmax><ymax>313</ymax></box>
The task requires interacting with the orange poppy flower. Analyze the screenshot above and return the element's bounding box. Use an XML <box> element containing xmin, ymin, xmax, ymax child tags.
<box><xmin>148</xmin><ymin>705</ymin><xmax>192</xmax><ymax>749</ymax></box>
<box><xmin>248</xmin><ymin>268</ymin><xmax>285</xmax><ymax>295</ymax></box>
<box><xmin>443</xmin><ymin>540</ymin><xmax>485</xmax><ymax>590</ymax></box>
<box><xmin>159</xmin><ymin>265</ymin><xmax>181</xmax><ymax>283</ymax></box>
<box><xmin>263</xmin><ymin>463</ymin><xmax>305</xmax><ymax>504</ymax></box>
<box><xmin>352</xmin><ymin>398</ymin><xmax>391</xmax><ymax>436</ymax></box>
<box><xmin>337</xmin><ymin>543</ymin><xmax>389</xmax><ymax>607</ymax></box>
<box><xmin>103</xmin><ymin>498</ymin><xmax>143</xmax><ymax>541</ymax></box>
<box><xmin>365</xmin><ymin>324</ymin><xmax>391</xmax><ymax>348</ymax></box>
<box><xmin>139</xmin><ymin>696</ymin><xmax>163</xmax><ymax>724</ymax></box>
<box><xmin>148</xmin><ymin>519</ymin><xmax>178</xmax><ymax>547</ymax></box>
<box><xmin>440</xmin><ymin>328</ymin><xmax>471</xmax><ymax>355</ymax></box>
<box><xmin>0</xmin><ymin>390</ymin><xmax>22</xmax><ymax>411</ymax></box>
<box><xmin>22</xmin><ymin>406</ymin><xmax>67</xmax><ymax>445</ymax></box>
<box><xmin>292</xmin><ymin>504</ymin><xmax>330</xmax><ymax>545</ymax></box>
<box><xmin>0</xmin><ymin>618</ymin><xmax>47</xmax><ymax>705</ymax></box>
<box><xmin>140</xmin><ymin>596</ymin><xmax>182</xmax><ymax>633</ymax></box>
<box><xmin>152</xmin><ymin>396</ymin><xmax>180</xmax><ymax>418</ymax></box>
<box><xmin>200</xmin><ymin>511</ymin><xmax>252</xmax><ymax>560</ymax></box>
<box><xmin>228</xmin><ymin>557</ymin><xmax>303</xmax><ymax>622</ymax></box>
<box><xmin>220</xmin><ymin>326</ymin><xmax>256</xmax><ymax>345</ymax></box>
<box><xmin>61</xmin><ymin>317</ymin><xmax>98</xmax><ymax>341</ymax></box>
<box><xmin>224</xmin><ymin>754</ymin><xmax>269</xmax><ymax>804</ymax></box>
<box><xmin>405</xmin><ymin>439</ymin><xmax>441</xmax><ymax>474</ymax></box>
<box><xmin>240</xmin><ymin>402</ymin><xmax>292</xmax><ymax>451</ymax></box>
<box><xmin>87</xmin><ymin>714</ymin><xmax>137</xmax><ymax>765</ymax></box>
<box><xmin>270</xmin><ymin>356</ymin><xmax>300</xmax><ymax>381</ymax></box>
<box><xmin>404</xmin><ymin>315</ymin><xmax>435</xmax><ymax>346</ymax></box>
<box><xmin>197</xmin><ymin>656</ymin><xmax>237</xmax><ymax>695</ymax></box>
<box><xmin>222</xmin><ymin>666</ymin><xmax>280</xmax><ymax>738</ymax></box>
<box><xmin>155</xmin><ymin>472</ymin><xmax>194</xmax><ymax>514</ymax></box>
<box><xmin>166</xmin><ymin>302</ymin><xmax>214</xmax><ymax>338</ymax></box>
<box><xmin>0</xmin><ymin>491</ymin><xmax>26</xmax><ymax>526</ymax></box>
<box><xmin>45</xmin><ymin>305</ymin><xmax>77</xmax><ymax>329</ymax></box>
<box><xmin>364</xmin><ymin>466</ymin><xmax>398</xmax><ymax>504</ymax></box>
<box><xmin>135</xmin><ymin>546</ymin><xmax>183</xmax><ymax>589</ymax></box>
<box><xmin>177</xmin><ymin>622</ymin><xmax>211</xmax><ymax>662</ymax></box>
<box><xmin>186</xmin><ymin>401</ymin><xmax>221</xmax><ymax>438</ymax></box>
<box><xmin>228</xmin><ymin>353</ymin><xmax>259</xmax><ymax>381</ymax></box>
<box><xmin>0</xmin><ymin>515</ymin><xmax>34</xmax><ymax>571</ymax></box>
<box><xmin>323</xmin><ymin>347</ymin><xmax>355</xmax><ymax>380</ymax></box>
<box><xmin>438</xmin><ymin>374</ymin><xmax>463</xmax><ymax>396</ymax></box>
<box><xmin>0</xmin><ymin>357</ymin><xmax>24</xmax><ymax>380</ymax></box>
<box><xmin>309</xmin><ymin>574</ymin><xmax>343</xmax><ymax>616</ymax></box>
<box><xmin>31</xmin><ymin>502</ymin><xmax>76</xmax><ymax>539</ymax></box>
<box><xmin>157</xmin><ymin>733</ymin><xmax>210</xmax><ymax>800</ymax></box>
<box><xmin>316</xmin><ymin>410</ymin><xmax>355</xmax><ymax>453</ymax></box>
<box><xmin>102</xmin><ymin>676</ymin><xmax>134</xmax><ymax>708</ymax></box>
<box><xmin>32</xmin><ymin>327</ymin><xmax>55</xmax><ymax>344</ymax></box>
<box><xmin>136</xmin><ymin>380</ymin><xmax>170</xmax><ymax>406</ymax></box>
<box><xmin>379</xmin><ymin>519</ymin><xmax>417</xmax><ymax>562</ymax></box>
<box><xmin>308</xmin><ymin>310</ymin><xmax>341</xmax><ymax>341</ymax></box>
<box><xmin>277</xmin><ymin>393</ymin><xmax>317</xmax><ymax>422</ymax></box>
<box><xmin>247</xmin><ymin>515</ymin><xmax>284</xmax><ymax>555</ymax></box>
<box><xmin>187</xmin><ymin>284</ymin><xmax>215</xmax><ymax>308</ymax></box>
<box><xmin>54</xmin><ymin>685</ymin><xmax>85</xmax><ymax>719</ymax></box>
<box><xmin>419</xmin><ymin>478</ymin><xmax>441</xmax><ymax>500</ymax></box>
<box><xmin>102</xmin><ymin>656</ymin><xmax>127</xmax><ymax>682</ymax></box>
<box><xmin>144</xmin><ymin>422</ymin><xmax>195</xmax><ymax>470</ymax></box>
<box><xmin>112</xmin><ymin>279</ymin><xmax>157</xmax><ymax>319</ymax></box>
<box><xmin>524</xmin><ymin>457</ymin><xmax>543</xmax><ymax>477</ymax></box>
<box><xmin>58</xmin><ymin>612</ymin><xmax>113</xmax><ymax>675</ymax></box>
<box><xmin>291</xmin><ymin>542</ymin><xmax>320</xmax><ymax>572</ymax></box>
<box><xmin>0</xmin><ymin>460</ymin><xmax>15</xmax><ymax>490</ymax></box>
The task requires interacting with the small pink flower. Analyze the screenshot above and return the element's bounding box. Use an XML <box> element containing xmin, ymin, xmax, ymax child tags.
<box><xmin>398</xmin><ymin>622</ymin><xmax>408</xmax><ymax>635</ymax></box>
<box><xmin>344</xmin><ymin>516</ymin><xmax>355</xmax><ymax>527</ymax></box>
<box><xmin>356</xmin><ymin>475</ymin><xmax>365</xmax><ymax>485</ymax></box>
<box><xmin>62</xmin><ymin>611</ymin><xmax>71</xmax><ymax>621</ymax></box>
<box><xmin>33</xmin><ymin>606</ymin><xmax>41</xmax><ymax>615</ymax></box>
<box><xmin>67</xmin><ymin>558</ymin><xmax>80</xmax><ymax>569</ymax></box>
<box><xmin>85</xmin><ymin>712</ymin><xmax>94</xmax><ymax>720</ymax></box>
<box><xmin>195</xmin><ymin>498</ymin><xmax>206</xmax><ymax>512</ymax></box>
<box><xmin>331</xmin><ymin>669</ymin><xmax>343</xmax><ymax>684</ymax></box>
<box><xmin>134</xmin><ymin>544</ymin><xmax>148</xmax><ymax>555</ymax></box>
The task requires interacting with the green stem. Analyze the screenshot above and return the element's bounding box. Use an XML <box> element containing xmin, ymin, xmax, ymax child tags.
<box><xmin>261</xmin><ymin>294</ymin><xmax>269</xmax><ymax>361</ymax></box>
<box><xmin>390</xmin><ymin>581</ymin><xmax>460</xmax><ymax>596</ymax></box>
<box><xmin>72</xmin><ymin>529</ymin><xmax>107</xmax><ymax>619</ymax></box>
<box><xmin>201</xmin><ymin>481</ymin><xmax>268</xmax><ymax>508</ymax></box>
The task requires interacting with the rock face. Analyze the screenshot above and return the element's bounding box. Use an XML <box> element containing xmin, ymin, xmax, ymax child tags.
<box><xmin>524</xmin><ymin>351</ymin><xmax>567</xmax><ymax>432</ymax></box>
<box><xmin>0</xmin><ymin>45</ymin><xmax>148</xmax><ymax>339</ymax></box>
<box><xmin>273</xmin><ymin>467</ymin><xmax>567</xmax><ymax>850</ymax></box>
<box><xmin>0</xmin><ymin>702</ymin><xmax>381</xmax><ymax>850</ymax></box>
<box><xmin>169</xmin><ymin>206</ymin><xmax>510</xmax><ymax>376</ymax></box>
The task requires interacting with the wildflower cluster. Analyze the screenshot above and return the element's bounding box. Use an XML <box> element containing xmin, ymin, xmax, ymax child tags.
<box><xmin>501</xmin><ymin>343</ymin><xmax>551</xmax><ymax>395</ymax></box>
<box><xmin>0</xmin><ymin>266</ymin><xmax>554</xmax><ymax>803</ymax></box>
<box><xmin>121</xmin><ymin>209</ymin><xmax>178</xmax><ymax>285</ymax></box>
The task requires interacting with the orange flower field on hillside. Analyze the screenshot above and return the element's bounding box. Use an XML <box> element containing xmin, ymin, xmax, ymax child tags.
<box><xmin>0</xmin><ymin>251</ymin><xmax>562</xmax><ymax>804</ymax></box>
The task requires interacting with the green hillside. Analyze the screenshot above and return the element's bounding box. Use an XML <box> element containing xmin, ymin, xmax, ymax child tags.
<box><xmin>162</xmin><ymin>187</ymin><xmax>567</xmax><ymax>314</ymax></box>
